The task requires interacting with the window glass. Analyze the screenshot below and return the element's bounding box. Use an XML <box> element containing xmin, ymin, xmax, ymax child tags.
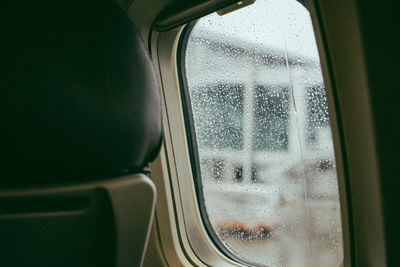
<box><xmin>192</xmin><ymin>84</ymin><xmax>244</xmax><ymax>149</ymax></box>
<box><xmin>253</xmin><ymin>85</ymin><xmax>289</xmax><ymax>151</ymax></box>
<box><xmin>182</xmin><ymin>0</ymin><xmax>343</xmax><ymax>266</ymax></box>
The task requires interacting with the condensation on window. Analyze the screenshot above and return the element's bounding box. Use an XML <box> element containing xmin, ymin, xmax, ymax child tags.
<box><xmin>184</xmin><ymin>0</ymin><xmax>343</xmax><ymax>266</ymax></box>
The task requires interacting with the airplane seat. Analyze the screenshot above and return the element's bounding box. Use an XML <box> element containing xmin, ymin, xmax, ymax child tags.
<box><xmin>0</xmin><ymin>0</ymin><xmax>162</xmax><ymax>266</ymax></box>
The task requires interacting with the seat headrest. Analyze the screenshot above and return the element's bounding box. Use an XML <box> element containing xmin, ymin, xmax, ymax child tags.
<box><xmin>0</xmin><ymin>0</ymin><xmax>162</xmax><ymax>185</ymax></box>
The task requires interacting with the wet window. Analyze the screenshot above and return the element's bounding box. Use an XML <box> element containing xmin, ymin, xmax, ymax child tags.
<box><xmin>191</xmin><ymin>84</ymin><xmax>244</xmax><ymax>150</ymax></box>
<box><xmin>181</xmin><ymin>0</ymin><xmax>344</xmax><ymax>266</ymax></box>
<box><xmin>306</xmin><ymin>85</ymin><xmax>330</xmax><ymax>145</ymax></box>
<box><xmin>253</xmin><ymin>85</ymin><xmax>289</xmax><ymax>151</ymax></box>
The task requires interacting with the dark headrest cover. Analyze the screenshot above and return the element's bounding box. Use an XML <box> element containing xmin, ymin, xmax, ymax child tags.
<box><xmin>0</xmin><ymin>0</ymin><xmax>162</xmax><ymax>185</ymax></box>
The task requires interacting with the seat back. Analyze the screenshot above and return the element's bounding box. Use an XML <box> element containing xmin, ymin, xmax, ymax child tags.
<box><xmin>0</xmin><ymin>174</ymin><xmax>156</xmax><ymax>266</ymax></box>
<box><xmin>0</xmin><ymin>0</ymin><xmax>162</xmax><ymax>265</ymax></box>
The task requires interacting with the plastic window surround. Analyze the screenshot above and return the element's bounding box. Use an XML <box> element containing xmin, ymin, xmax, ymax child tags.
<box><xmin>177</xmin><ymin>22</ymin><xmax>252</xmax><ymax>266</ymax></box>
<box><xmin>150</xmin><ymin>1</ymin><xmax>351</xmax><ymax>267</ymax></box>
<box><xmin>151</xmin><ymin>27</ymin><xmax>243</xmax><ymax>267</ymax></box>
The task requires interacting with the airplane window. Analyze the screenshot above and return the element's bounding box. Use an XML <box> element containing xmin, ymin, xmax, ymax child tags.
<box><xmin>191</xmin><ymin>84</ymin><xmax>244</xmax><ymax>150</ymax></box>
<box><xmin>180</xmin><ymin>0</ymin><xmax>344</xmax><ymax>266</ymax></box>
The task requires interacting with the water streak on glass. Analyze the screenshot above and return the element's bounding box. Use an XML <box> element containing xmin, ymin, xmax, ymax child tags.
<box><xmin>184</xmin><ymin>0</ymin><xmax>344</xmax><ymax>266</ymax></box>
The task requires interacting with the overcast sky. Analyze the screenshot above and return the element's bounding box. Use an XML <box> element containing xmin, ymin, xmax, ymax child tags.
<box><xmin>193</xmin><ymin>0</ymin><xmax>320</xmax><ymax>59</ymax></box>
